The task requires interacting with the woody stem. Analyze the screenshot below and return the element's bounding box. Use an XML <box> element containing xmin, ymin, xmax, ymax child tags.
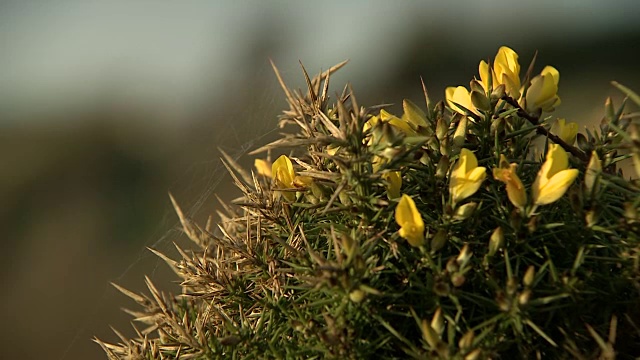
<box><xmin>501</xmin><ymin>96</ymin><xmax>589</xmax><ymax>162</ymax></box>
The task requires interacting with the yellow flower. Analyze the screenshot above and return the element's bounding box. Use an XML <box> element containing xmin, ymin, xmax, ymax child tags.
<box><xmin>379</xmin><ymin>109</ymin><xmax>417</xmax><ymax>136</ymax></box>
<box><xmin>532</xmin><ymin>144</ymin><xmax>578</xmax><ymax>206</ymax></box>
<box><xmin>550</xmin><ymin>118</ymin><xmax>578</xmax><ymax>145</ymax></box>
<box><xmin>450</xmin><ymin>148</ymin><xmax>487</xmax><ymax>206</ymax></box>
<box><xmin>272</xmin><ymin>155</ymin><xmax>296</xmax><ymax>201</ymax></box>
<box><xmin>525</xmin><ymin>66</ymin><xmax>561</xmax><ymax>113</ymax></box>
<box><xmin>395</xmin><ymin>194</ymin><xmax>424</xmax><ymax>247</ymax></box>
<box><xmin>479</xmin><ymin>46</ymin><xmax>521</xmax><ymax>98</ymax></box>
<box><xmin>445</xmin><ymin>86</ymin><xmax>480</xmax><ymax>116</ymax></box>
<box><xmin>254</xmin><ymin>159</ymin><xmax>273</xmax><ymax>177</ymax></box>
<box><xmin>383</xmin><ymin>171</ymin><xmax>402</xmax><ymax>200</ymax></box>
<box><xmin>492</xmin><ymin>155</ymin><xmax>527</xmax><ymax>210</ymax></box>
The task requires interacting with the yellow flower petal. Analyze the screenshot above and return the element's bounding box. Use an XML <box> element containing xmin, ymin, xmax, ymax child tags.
<box><xmin>551</xmin><ymin>118</ymin><xmax>578</xmax><ymax>145</ymax></box>
<box><xmin>534</xmin><ymin>169</ymin><xmax>578</xmax><ymax>205</ymax></box>
<box><xmin>525</xmin><ymin>66</ymin><xmax>561</xmax><ymax>113</ymax></box>
<box><xmin>445</xmin><ymin>86</ymin><xmax>480</xmax><ymax>116</ymax></box>
<box><xmin>492</xmin><ymin>155</ymin><xmax>527</xmax><ymax>209</ymax></box>
<box><xmin>254</xmin><ymin>159</ymin><xmax>273</xmax><ymax>177</ymax></box>
<box><xmin>395</xmin><ymin>194</ymin><xmax>425</xmax><ymax>247</ymax></box>
<box><xmin>383</xmin><ymin>171</ymin><xmax>402</xmax><ymax>200</ymax></box>
<box><xmin>493</xmin><ymin>46</ymin><xmax>521</xmax><ymax>98</ymax></box>
<box><xmin>450</xmin><ymin>149</ymin><xmax>486</xmax><ymax>205</ymax></box>
<box><xmin>272</xmin><ymin>155</ymin><xmax>296</xmax><ymax>201</ymax></box>
<box><xmin>380</xmin><ymin>109</ymin><xmax>416</xmax><ymax>136</ymax></box>
<box><xmin>532</xmin><ymin>145</ymin><xmax>578</xmax><ymax>206</ymax></box>
<box><xmin>272</xmin><ymin>155</ymin><xmax>295</xmax><ymax>187</ymax></box>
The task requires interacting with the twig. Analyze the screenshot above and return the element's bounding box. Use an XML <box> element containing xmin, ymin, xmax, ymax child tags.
<box><xmin>501</xmin><ymin>96</ymin><xmax>589</xmax><ymax>162</ymax></box>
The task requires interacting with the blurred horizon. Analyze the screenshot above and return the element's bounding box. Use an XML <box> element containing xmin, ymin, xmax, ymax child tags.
<box><xmin>1</xmin><ymin>1</ymin><xmax>639</xmax><ymax>359</ymax></box>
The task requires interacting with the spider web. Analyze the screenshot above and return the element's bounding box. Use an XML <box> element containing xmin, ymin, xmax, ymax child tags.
<box><xmin>59</xmin><ymin>66</ymin><xmax>293</xmax><ymax>360</ymax></box>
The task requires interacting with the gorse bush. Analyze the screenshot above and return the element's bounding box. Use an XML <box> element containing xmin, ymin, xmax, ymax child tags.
<box><xmin>96</xmin><ymin>47</ymin><xmax>640</xmax><ymax>359</ymax></box>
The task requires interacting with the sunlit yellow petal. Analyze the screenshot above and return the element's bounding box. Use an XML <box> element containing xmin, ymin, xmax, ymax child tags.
<box><xmin>532</xmin><ymin>145</ymin><xmax>577</xmax><ymax>206</ymax></box>
<box><xmin>534</xmin><ymin>169</ymin><xmax>578</xmax><ymax>205</ymax></box>
<box><xmin>272</xmin><ymin>155</ymin><xmax>295</xmax><ymax>187</ymax></box>
<box><xmin>255</xmin><ymin>159</ymin><xmax>273</xmax><ymax>177</ymax></box>
<box><xmin>551</xmin><ymin>119</ymin><xmax>578</xmax><ymax>145</ymax></box>
<box><xmin>384</xmin><ymin>171</ymin><xmax>402</xmax><ymax>200</ymax></box>
<box><xmin>525</xmin><ymin>66</ymin><xmax>561</xmax><ymax>113</ymax></box>
<box><xmin>446</xmin><ymin>86</ymin><xmax>479</xmax><ymax>116</ymax></box>
<box><xmin>395</xmin><ymin>194</ymin><xmax>425</xmax><ymax>247</ymax></box>
<box><xmin>450</xmin><ymin>149</ymin><xmax>486</xmax><ymax>205</ymax></box>
<box><xmin>492</xmin><ymin>155</ymin><xmax>527</xmax><ymax>209</ymax></box>
<box><xmin>380</xmin><ymin>109</ymin><xmax>416</xmax><ymax>136</ymax></box>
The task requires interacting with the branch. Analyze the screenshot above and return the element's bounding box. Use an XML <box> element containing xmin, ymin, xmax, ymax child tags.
<box><xmin>501</xmin><ymin>96</ymin><xmax>589</xmax><ymax>163</ymax></box>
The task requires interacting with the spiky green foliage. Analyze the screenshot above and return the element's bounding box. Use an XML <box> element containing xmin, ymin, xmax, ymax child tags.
<box><xmin>96</xmin><ymin>49</ymin><xmax>640</xmax><ymax>359</ymax></box>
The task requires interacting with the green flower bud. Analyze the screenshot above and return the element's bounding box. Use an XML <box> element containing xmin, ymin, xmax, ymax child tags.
<box><xmin>488</xmin><ymin>226</ymin><xmax>504</xmax><ymax>256</ymax></box>
<box><xmin>470</xmin><ymin>90</ymin><xmax>491</xmax><ymax>112</ymax></box>
<box><xmin>431</xmin><ymin>229</ymin><xmax>448</xmax><ymax>252</ymax></box>
<box><xmin>436</xmin><ymin>155</ymin><xmax>450</xmax><ymax>179</ymax></box>
<box><xmin>454</xmin><ymin>202</ymin><xmax>478</xmax><ymax>221</ymax></box>
<box><xmin>523</xmin><ymin>265</ymin><xmax>535</xmax><ymax>287</ymax></box>
<box><xmin>349</xmin><ymin>289</ymin><xmax>366</xmax><ymax>303</ymax></box>
<box><xmin>459</xmin><ymin>330</ymin><xmax>474</xmax><ymax>350</ymax></box>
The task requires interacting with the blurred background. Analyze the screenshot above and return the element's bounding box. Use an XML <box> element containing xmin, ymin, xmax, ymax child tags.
<box><xmin>1</xmin><ymin>1</ymin><xmax>639</xmax><ymax>359</ymax></box>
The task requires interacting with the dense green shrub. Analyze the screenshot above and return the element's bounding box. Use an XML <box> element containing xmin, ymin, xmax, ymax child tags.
<box><xmin>97</xmin><ymin>47</ymin><xmax>640</xmax><ymax>359</ymax></box>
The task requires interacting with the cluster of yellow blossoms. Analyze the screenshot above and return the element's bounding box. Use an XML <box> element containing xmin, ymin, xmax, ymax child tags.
<box><xmin>395</xmin><ymin>46</ymin><xmax>583</xmax><ymax>248</ymax></box>
<box><xmin>445</xmin><ymin>46</ymin><xmax>562</xmax><ymax>116</ymax></box>
<box><xmin>255</xmin><ymin>46</ymin><xmax>587</xmax><ymax>249</ymax></box>
<box><xmin>255</xmin><ymin>155</ymin><xmax>315</xmax><ymax>201</ymax></box>
<box><xmin>396</xmin><ymin>145</ymin><xmax>579</xmax><ymax>247</ymax></box>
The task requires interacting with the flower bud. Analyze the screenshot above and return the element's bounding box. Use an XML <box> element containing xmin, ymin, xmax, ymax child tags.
<box><xmin>435</xmin><ymin>155</ymin><xmax>450</xmax><ymax>179</ymax></box>
<box><xmin>338</xmin><ymin>191</ymin><xmax>352</xmax><ymax>206</ymax></box>
<box><xmin>440</xmin><ymin>136</ymin><xmax>450</xmax><ymax>157</ymax></box>
<box><xmin>431</xmin><ymin>229</ymin><xmax>448</xmax><ymax>252</ymax></box>
<box><xmin>523</xmin><ymin>266</ymin><xmax>535</xmax><ymax>287</ymax></box>
<box><xmin>604</xmin><ymin>97</ymin><xmax>615</xmax><ymax>124</ymax></box>
<box><xmin>633</xmin><ymin>152</ymin><xmax>640</xmax><ymax>180</ymax></box>
<box><xmin>459</xmin><ymin>330</ymin><xmax>475</xmax><ymax>350</ymax></box>
<box><xmin>436</xmin><ymin>117</ymin><xmax>448</xmax><ymax>141</ymax></box>
<box><xmin>456</xmin><ymin>244</ymin><xmax>472</xmax><ymax>267</ymax></box>
<box><xmin>446</xmin><ymin>257</ymin><xmax>459</xmax><ymax>273</ymax></box>
<box><xmin>585</xmin><ymin>209</ymin><xmax>598</xmax><ymax>228</ymax></box>
<box><xmin>453</xmin><ymin>116</ymin><xmax>469</xmax><ymax>148</ymax></box>
<box><xmin>465</xmin><ymin>349</ymin><xmax>482</xmax><ymax>360</ymax></box>
<box><xmin>421</xmin><ymin>319</ymin><xmax>440</xmax><ymax>348</ymax></box>
<box><xmin>433</xmin><ymin>280</ymin><xmax>450</xmax><ymax>297</ymax></box>
<box><xmin>430</xmin><ymin>307</ymin><xmax>445</xmax><ymax>335</ymax></box>
<box><xmin>488</xmin><ymin>227</ymin><xmax>504</xmax><ymax>256</ymax></box>
<box><xmin>451</xmin><ymin>273</ymin><xmax>466</xmax><ymax>287</ymax></box>
<box><xmin>585</xmin><ymin>151</ymin><xmax>602</xmax><ymax>196</ymax></box>
<box><xmin>470</xmin><ymin>91</ymin><xmax>491</xmax><ymax>112</ymax></box>
<box><xmin>469</xmin><ymin>79</ymin><xmax>485</xmax><ymax>93</ymax></box>
<box><xmin>624</xmin><ymin>202</ymin><xmax>638</xmax><ymax>223</ymax></box>
<box><xmin>527</xmin><ymin>216</ymin><xmax>537</xmax><ymax>233</ymax></box>
<box><xmin>490</xmin><ymin>117</ymin><xmax>505</xmax><ymax>136</ymax></box>
<box><xmin>349</xmin><ymin>289</ymin><xmax>366</xmax><ymax>303</ymax></box>
<box><xmin>496</xmin><ymin>291</ymin><xmax>510</xmax><ymax>312</ymax></box>
<box><xmin>454</xmin><ymin>202</ymin><xmax>478</xmax><ymax>221</ymax></box>
<box><xmin>518</xmin><ymin>289</ymin><xmax>532</xmax><ymax>305</ymax></box>
<box><xmin>491</xmin><ymin>83</ymin><xmax>506</xmax><ymax>100</ymax></box>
